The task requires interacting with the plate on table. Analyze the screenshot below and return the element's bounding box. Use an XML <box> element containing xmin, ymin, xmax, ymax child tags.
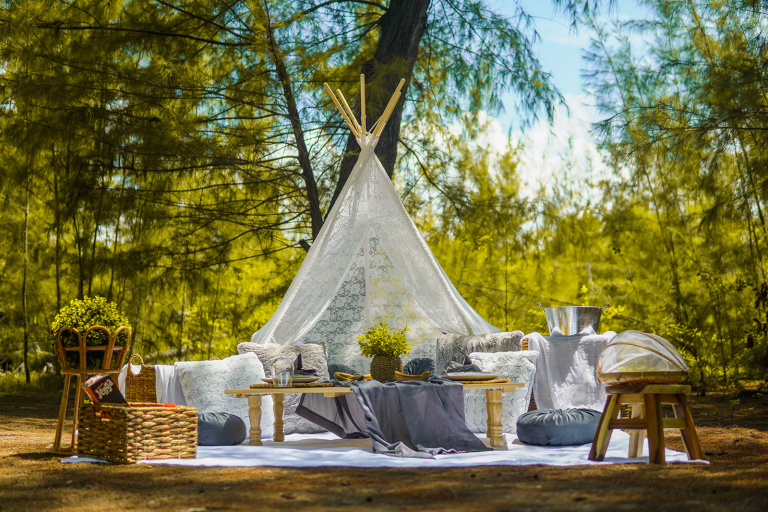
<box><xmin>442</xmin><ymin>373</ymin><xmax>499</xmax><ymax>381</ymax></box>
<box><xmin>261</xmin><ymin>376</ymin><xmax>320</xmax><ymax>384</ymax></box>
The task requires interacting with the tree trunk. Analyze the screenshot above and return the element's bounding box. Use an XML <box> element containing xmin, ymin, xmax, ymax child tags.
<box><xmin>327</xmin><ymin>0</ymin><xmax>431</xmax><ymax>215</ymax></box>
<box><xmin>261</xmin><ymin>1</ymin><xmax>323</xmax><ymax>240</ymax></box>
<box><xmin>22</xmin><ymin>174</ymin><xmax>31</xmax><ymax>384</ymax></box>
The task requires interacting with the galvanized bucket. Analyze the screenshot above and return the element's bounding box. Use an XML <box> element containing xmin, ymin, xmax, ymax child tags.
<box><xmin>536</xmin><ymin>303</ymin><xmax>609</xmax><ymax>336</ymax></box>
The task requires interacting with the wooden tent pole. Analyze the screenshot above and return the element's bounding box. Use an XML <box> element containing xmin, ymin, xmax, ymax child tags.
<box><xmin>323</xmin><ymin>83</ymin><xmax>359</xmax><ymax>137</ymax></box>
<box><xmin>336</xmin><ymin>89</ymin><xmax>361</xmax><ymax>134</ymax></box>
<box><xmin>373</xmin><ymin>78</ymin><xmax>406</xmax><ymax>136</ymax></box>
<box><xmin>360</xmin><ymin>74</ymin><xmax>366</xmax><ymax>135</ymax></box>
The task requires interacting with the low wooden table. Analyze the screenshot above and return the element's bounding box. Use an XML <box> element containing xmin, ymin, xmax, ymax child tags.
<box><xmin>225</xmin><ymin>381</ymin><xmax>524</xmax><ymax>448</ymax></box>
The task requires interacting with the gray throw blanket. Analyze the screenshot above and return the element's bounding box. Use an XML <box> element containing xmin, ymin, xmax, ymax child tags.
<box><xmin>296</xmin><ymin>379</ymin><xmax>491</xmax><ymax>458</ymax></box>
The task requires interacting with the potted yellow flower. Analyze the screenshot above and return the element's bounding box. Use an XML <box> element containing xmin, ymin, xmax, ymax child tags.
<box><xmin>356</xmin><ymin>321</ymin><xmax>410</xmax><ymax>382</ymax></box>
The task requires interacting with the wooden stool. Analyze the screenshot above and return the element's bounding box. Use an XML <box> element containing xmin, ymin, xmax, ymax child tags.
<box><xmin>588</xmin><ymin>384</ymin><xmax>704</xmax><ymax>464</ymax></box>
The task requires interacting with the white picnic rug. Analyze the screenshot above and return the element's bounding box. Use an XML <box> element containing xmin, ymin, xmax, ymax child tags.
<box><xmin>63</xmin><ymin>431</ymin><xmax>706</xmax><ymax>468</ymax></box>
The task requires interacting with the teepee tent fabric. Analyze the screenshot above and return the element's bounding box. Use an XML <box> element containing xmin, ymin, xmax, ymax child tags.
<box><xmin>250</xmin><ymin>81</ymin><xmax>498</xmax><ymax>373</ymax></box>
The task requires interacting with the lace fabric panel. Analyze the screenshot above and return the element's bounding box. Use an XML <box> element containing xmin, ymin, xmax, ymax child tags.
<box><xmin>367</xmin><ymin>231</ymin><xmax>443</xmax><ymax>362</ymax></box>
<box><xmin>250</xmin><ymin>135</ymin><xmax>499</xmax><ymax>370</ymax></box>
<box><xmin>302</xmin><ymin>247</ymin><xmax>369</xmax><ymax>374</ymax></box>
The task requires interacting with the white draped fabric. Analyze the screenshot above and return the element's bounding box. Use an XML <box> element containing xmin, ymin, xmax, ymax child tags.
<box><xmin>527</xmin><ymin>332</ymin><xmax>616</xmax><ymax>411</ymax></box>
<box><xmin>251</xmin><ymin>134</ymin><xmax>498</xmax><ymax>372</ymax></box>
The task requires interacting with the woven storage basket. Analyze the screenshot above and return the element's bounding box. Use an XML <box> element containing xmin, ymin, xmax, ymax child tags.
<box><xmin>370</xmin><ymin>355</ymin><xmax>403</xmax><ymax>383</ymax></box>
<box><xmin>77</xmin><ymin>403</ymin><xmax>197</xmax><ymax>464</ymax></box>
<box><xmin>124</xmin><ymin>354</ymin><xmax>157</xmax><ymax>403</ymax></box>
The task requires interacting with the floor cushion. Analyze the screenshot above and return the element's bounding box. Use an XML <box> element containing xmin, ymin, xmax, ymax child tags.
<box><xmin>435</xmin><ymin>331</ymin><xmax>523</xmax><ymax>376</ymax></box>
<box><xmin>198</xmin><ymin>412</ymin><xmax>247</xmax><ymax>446</ymax></box>
<box><xmin>236</xmin><ymin>342</ymin><xmax>329</xmax><ymax>434</ymax></box>
<box><xmin>463</xmin><ymin>350</ymin><xmax>538</xmax><ymax>434</ymax></box>
<box><xmin>516</xmin><ymin>408</ymin><xmax>602</xmax><ymax>446</ymax></box>
<box><xmin>174</xmin><ymin>353</ymin><xmax>275</xmax><ymax>439</ymax></box>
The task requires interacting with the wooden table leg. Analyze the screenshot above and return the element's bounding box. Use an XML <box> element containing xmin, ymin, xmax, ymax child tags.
<box><xmin>485</xmin><ymin>389</ymin><xmax>504</xmax><ymax>448</ymax></box>
<box><xmin>273</xmin><ymin>394</ymin><xmax>285</xmax><ymax>442</ymax></box>
<box><xmin>248</xmin><ymin>395</ymin><xmax>263</xmax><ymax>446</ymax></box>
<box><xmin>51</xmin><ymin>374</ymin><xmax>72</xmax><ymax>454</ymax></box>
<box><xmin>644</xmin><ymin>393</ymin><xmax>665</xmax><ymax>464</ymax></box>
<box><xmin>589</xmin><ymin>394</ymin><xmax>620</xmax><ymax>461</ymax></box>
<box><xmin>628</xmin><ymin>403</ymin><xmax>645</xmax><ymax>458</ymax></box>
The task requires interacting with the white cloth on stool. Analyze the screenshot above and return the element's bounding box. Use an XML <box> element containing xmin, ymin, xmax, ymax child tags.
<box><xmin>526</xmin><ymin>332</ymin><xmax>615</xmax><ymax>411</ymax></box>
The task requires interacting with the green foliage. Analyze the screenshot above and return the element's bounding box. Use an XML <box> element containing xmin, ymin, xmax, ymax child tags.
<box><xmin>51</xmin><ymin>296</ymin><xmax>130</xmax><ymax>348</ymax></box>
<box><xmin>356</xmin><ymin>322</ymin><xmax>411</xmax><ymax>358</ymax></box>
<box><xmin>50</xmin><ymin>296</ymin><xmax>130</xmax><ymax>370</ymax></box>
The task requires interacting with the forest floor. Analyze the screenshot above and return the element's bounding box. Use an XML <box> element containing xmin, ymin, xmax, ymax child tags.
<box><xmin>1</xmin><ymin>389</ymin><xmax>767</xmax><ymax>512</ymax></box>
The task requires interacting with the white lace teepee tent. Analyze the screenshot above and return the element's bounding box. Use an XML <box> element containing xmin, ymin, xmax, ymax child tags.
<box><xmin>250</xmin><ymin>76</ymin><xmax>499</xmax><ymax>373</ymax></box>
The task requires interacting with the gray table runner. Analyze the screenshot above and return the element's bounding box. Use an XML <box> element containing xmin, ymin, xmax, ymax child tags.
<box><xmin>296</xmin><ymin>379</ymin><xmax>491</xmax><ymax>458</ymax></box>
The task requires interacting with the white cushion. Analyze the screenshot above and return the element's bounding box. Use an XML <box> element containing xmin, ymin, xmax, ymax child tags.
<box><xmin>463</xmin><ymin>350</ymin><xmax>538</xmax><ymax>434</ymax></box>
<box><xmin>236</xmin><ymin>342</ymin><xmax>329</xmax><ymax>434</ymax></box>
<box><xmin>174</xmin><ymin>353</ymin><xmax>275</xmax><ymax>440</ymax></box>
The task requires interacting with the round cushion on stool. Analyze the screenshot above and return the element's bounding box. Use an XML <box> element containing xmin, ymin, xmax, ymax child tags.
<box><xmin>198</xmin><ymin>412</ymin><xmax>247</xmax><ymax>446</ymax></box>
<box><xmin>516</xmin><ymin>408</ymin><xmax>602</xmax><ymax>446</ymax></box>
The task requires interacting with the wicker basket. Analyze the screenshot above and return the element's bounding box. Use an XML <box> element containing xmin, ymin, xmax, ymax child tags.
<box><xmin>77</xmin><ymin>403</ymin><xmax>197</xmax><ymax>464</ymax></box>
<box><xmin>370</xmin><ymin>355</ymin><xmax>403</xmax><ymax>383</ymax></box>
<box><xmin>124</xmin><ymin>354</ymin><xmax>157</xmax><ymax>403</ymax></box>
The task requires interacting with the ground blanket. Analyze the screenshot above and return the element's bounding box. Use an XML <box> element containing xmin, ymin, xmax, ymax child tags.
<box><xmin>63</xmin><ymin>431</ymin><xmax>706</xmax><ymax>468</ymax></box>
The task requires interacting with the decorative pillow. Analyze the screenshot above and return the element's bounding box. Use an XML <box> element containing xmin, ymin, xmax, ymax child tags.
<box><xmin>236</xmin><ymin>342</ymin><xmax>329</xmax><ymax>434</ymax></box>
<box><xmin>463</xmin><ymin>350</ymin><xmax>538</xmax><ymax>434</ymax></box>
<box><xmin>516</xmin><ymin>408</ymin><xmax>602</xmax><ymax>446</ymax></box>
<box><xmin>435</xmin><ymin>331</ymin><xmax>523</xmax><ymax>376</ymax></box>
<box><xmin>198</xmin><ymin>412</ymin><xmax>247</xmax><ymax>446</ymax></box>
<box><xmin>174</xmin><ymin>353</ymin><xmax>275</xmax><ymax>440</ymax></box>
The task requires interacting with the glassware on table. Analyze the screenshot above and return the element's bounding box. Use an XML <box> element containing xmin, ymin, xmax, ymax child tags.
<box><xmin>271</xmin><ymin>358</ymin><xmax>294</xmax><ymax>387</ymax></box>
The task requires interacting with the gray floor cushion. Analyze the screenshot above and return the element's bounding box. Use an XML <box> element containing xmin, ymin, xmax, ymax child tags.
<box><xmin>198</xmin><ymin>412</ymin><xmax>247</xmax><ymax>446</ymax></box>
<box><xmin>516</xmin><ymin>408</ymin><xmax>602</xmax><ymax>446</ymax></box>
<box><xmin>435</xmin><ymin>331</ymin><xmax>523</xmax><ymax>376</ymax></box>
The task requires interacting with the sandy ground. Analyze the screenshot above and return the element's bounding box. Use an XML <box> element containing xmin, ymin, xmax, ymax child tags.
<box><xmin>1</xmin><ymin>390</ymin><xmax>768</xmax><ymax>512</ymax></box>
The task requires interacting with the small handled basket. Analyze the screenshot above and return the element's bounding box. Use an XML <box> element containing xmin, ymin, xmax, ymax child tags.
<box><xmin>125</xmin><ymin>354</ymin><xmax>157</xmax><ymax>403</ymax></box>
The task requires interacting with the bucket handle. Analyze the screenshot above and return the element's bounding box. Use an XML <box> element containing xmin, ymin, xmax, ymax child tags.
<box><xmin>601</xmin><ymin>303</ymin><xmax>611</xmax><ymax>311</ymax></box>
<box><xmin>536</xmin><ymin>302</ymin><xmax>544</xmax><ymax>310</ymax></box>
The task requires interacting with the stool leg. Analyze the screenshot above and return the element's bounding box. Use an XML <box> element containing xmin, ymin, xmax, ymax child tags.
<box><xmin>628</xmin><ymin>403</ymin><xmax>645</xmax><ymax>458</ymax></box>
<box><xmin>644</xmin><ymin>393</ymin><xmax>665</xmax><ymax>464</ymax></box>
<box><xmin>673</xmin><ymin>394</ymin><xmax>704</xmax><ymax>460</ymax></box>
<box><xmin>52</xmin><ymin>374</ymin><xmax>72</xmax><ymax>454</ymax></box>
<box><xmin>70</xmin><ymin>374</ymin><xmax>85</xmax><ymax>451</ymax></box>
<box><xmin>589</xmin><ymin>394</ymin><xmax>620</xmax><ymax>461</ymax></box>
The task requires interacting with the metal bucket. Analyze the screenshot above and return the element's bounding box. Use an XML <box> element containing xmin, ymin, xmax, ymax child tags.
<box><xmin>536</xmin><ymin>303</ymin><xmax>609</xmax><ymax>336</ymax></box>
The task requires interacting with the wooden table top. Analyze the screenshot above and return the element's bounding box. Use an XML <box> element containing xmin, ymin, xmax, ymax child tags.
<box><xmin>225</xmin><ymin>381</ymin><xmax>524</xmax><ymax>395</ymax></box>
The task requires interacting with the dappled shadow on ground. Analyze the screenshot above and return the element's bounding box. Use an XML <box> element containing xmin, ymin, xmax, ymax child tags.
<box><xmin>1</xmin><ymin>391</ymin><xmax>767</xmax><ymax>512</ymax></box>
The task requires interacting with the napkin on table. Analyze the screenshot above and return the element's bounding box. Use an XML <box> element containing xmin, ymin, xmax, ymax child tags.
<box><xmin>445</xmin><ymin>355</ymin><xmax>483</xmax><ymax>373</ymax></box>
